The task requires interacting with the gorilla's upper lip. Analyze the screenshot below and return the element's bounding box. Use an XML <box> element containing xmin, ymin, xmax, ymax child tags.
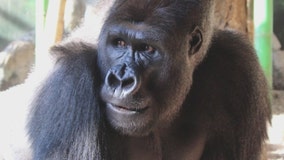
<box><xmin>107</xmin><ymin>103</ymin><xmax>149</xmax><ymax>113</ymax></box>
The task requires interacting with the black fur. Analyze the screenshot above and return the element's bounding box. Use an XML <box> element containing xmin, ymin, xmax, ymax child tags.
<box><xmin>28</xmin><ymin>43</ymin><xmax>107</xmax><ymax>159</ymax></box>
<box><xmin>28</xmin><ymin>0</ymin><xmax>271</xmax><ymax>160</ymax></box>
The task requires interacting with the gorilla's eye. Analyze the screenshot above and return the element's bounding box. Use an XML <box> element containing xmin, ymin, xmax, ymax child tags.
<box><xmin>138</xmin><ymin>44</ymin><xmax>156</xmax><ymax>54</ymax></box>
<box><xmin>113</xmin><ymin>38</ymin><xmax>127</xmax><ymax>48</ymax></box>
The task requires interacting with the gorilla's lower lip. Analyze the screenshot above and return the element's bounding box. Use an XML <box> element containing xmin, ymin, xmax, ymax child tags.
<box><xmin>107</xmin><ymin>103</ymin><xmax>148</xmax><ymax>114</ymax></box>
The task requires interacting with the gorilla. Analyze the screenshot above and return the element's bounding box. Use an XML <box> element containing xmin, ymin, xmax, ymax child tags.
<box><xmin>27</xmin><ymin>0</ymin><xmax>271</xmax><ymax>159</ymax></box>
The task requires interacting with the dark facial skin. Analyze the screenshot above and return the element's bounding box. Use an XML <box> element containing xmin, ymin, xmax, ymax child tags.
<box><xmin>98</xmin><ymin>21</ymin><xmax>203</xmax><ymax>136</ymax></box>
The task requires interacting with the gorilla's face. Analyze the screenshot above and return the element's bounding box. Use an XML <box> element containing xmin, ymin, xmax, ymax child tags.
<box><xmin>98</xmin><ymin>19</ymin><xmax>202</xmax><ymax>136</ymax></box>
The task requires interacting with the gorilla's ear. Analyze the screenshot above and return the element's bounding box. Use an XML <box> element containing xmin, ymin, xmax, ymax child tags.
<box><xmin>188</xmin><ymin>27</ymin><xmax>203</xmax><ymax>55</ymax></box>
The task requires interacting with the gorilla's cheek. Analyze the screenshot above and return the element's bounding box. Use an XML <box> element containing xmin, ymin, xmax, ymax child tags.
<box><xmin>148</xmin><ymin>59</ymin><xmax>192</xmax><ymax>123</ymax></box>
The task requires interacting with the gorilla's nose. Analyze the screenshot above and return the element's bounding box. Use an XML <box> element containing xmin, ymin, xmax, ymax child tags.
<box><xmin>105</xmin><ymin>63</ymin><xmax>140</xmax><ymax>98</ymax></box>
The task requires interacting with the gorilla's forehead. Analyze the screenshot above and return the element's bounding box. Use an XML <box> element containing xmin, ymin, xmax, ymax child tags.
<box><xmin>106</xmin><ymin>0</ymin><xmax>202</xmax><ymax>32</ymax></box>
<box><xmin>105</xmin><ymin>23</ymin><xmax>162</xmax><ymax>43</ymax></box>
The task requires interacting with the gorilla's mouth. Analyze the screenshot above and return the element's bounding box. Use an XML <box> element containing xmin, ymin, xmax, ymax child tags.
<box><xmin>107</xmin><ymin>103</ymin><xmax>149</xmax><ymax>114</ymax></box>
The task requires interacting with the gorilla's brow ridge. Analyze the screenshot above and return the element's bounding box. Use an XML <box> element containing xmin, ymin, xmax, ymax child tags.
<box><xmin>107</xmin><ymin>24</ymin><xmax>161</xmax><ymax>43</ymax></box>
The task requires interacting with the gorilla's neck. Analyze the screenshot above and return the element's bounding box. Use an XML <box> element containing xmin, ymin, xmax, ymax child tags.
<box><xmin>112</xmin><ymin>115</ymin><xmax>207</xmax><ymax>160</ymax></box>
<box><xmin>127</xmin><ymin>134</ymin><xmax>162</xmax><ymax>160</ymax></box>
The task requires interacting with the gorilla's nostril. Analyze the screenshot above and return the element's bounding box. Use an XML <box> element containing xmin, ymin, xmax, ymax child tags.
<box><xmin>105</xmin><ymin>64</ymin><xmax>141</xmax><ymax>97</ymax></box>
<box><xmin>121</xmin><ymin>77</ymin><xmax>135</xmax><ymax>89</ymax></box>
<box><xmin>107</xmin><ymin>73</ymin><xmax>120</xmax><ymax>87</ymax></box>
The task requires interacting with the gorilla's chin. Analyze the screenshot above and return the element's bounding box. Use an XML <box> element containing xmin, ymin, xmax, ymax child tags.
<box><xmin>105</xmin><ymin>103</ymin><xmax>156</xmax><ymax>136</ymax></box>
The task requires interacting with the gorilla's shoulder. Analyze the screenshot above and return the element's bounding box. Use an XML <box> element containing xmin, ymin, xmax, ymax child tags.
<box><xmin>209</xmin><ymin>29</ymin><xmax>257</xmax><ymax>62</ymax></box>
<box><xmin>194</xmin><ymin>29</ymin><xmax>264</xmax><ymax>92</ymax></box>
<box><xmin>203</xmin><ymin>29</ymin><xmax>259</xmax><ymax>72</ymax></box>
<box><xmin>50</xmin><ymin>42</ymin><xmax>98</xmax><ymax>62</ymax></box>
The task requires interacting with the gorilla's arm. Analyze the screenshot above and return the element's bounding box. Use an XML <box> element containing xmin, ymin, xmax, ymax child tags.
<box><xmin>188</xmin><ymin>30</ymin><xmax>271</xmax><ymax>160</ymax></box>
<box><xmin>28</xmin><ymin>42</ymin><xmax>106</xmax><ymax>160</ymax></box>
